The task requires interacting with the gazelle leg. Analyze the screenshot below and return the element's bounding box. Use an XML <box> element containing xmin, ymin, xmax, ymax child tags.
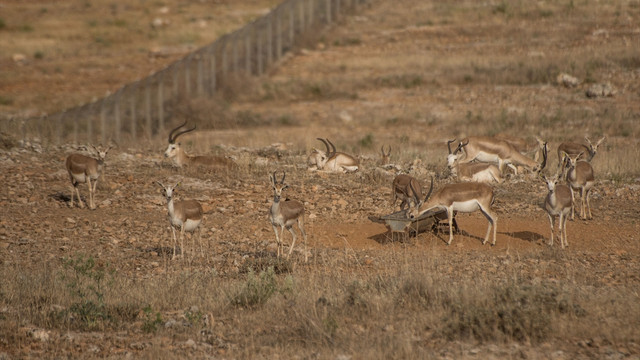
<box><xmin>272</xmin><ymin>224</ymin><xmax>281</xmax><ymax>257</ymax></box>
<box><xmin>547</xmin><ymin>214</ymin><xmax>555</xmax><ymax>246</ymax></box>
<box><xmin>180</xmin><ymin>225</ymin><xmax>186</xmax><ymax>261</ymax></box>
<box><xmin>560</xmin><ymin>213</ymin><xmax>567</xmax><ymax>248</ymax></box>
<box><xmin>569</xmin><ymin>188</ymin><xmax>576</xmax><ymax>220</ymax></box>
<box><xmin>286</xmin><ymin>226</ymin><xmax>298</xmax><ymax>258</ymax></box>
<box><xmin>69</xmin><ymin>183</ymin><xmax>76</xmax><ymax>208</ymax></box>
<box><xmin>91</xmin><ymin>178</ymin><xmax>99</xmax><ymax>209</ymax></box>
<box><xmin>86</xmin><ymin>177</ymin><xmax>95</xmax><ymax>209</ymax></box>
<box><xmin>480</xmin><ymin>207</ymin><xmax>497</xmax><ymax>246</ymax></box>
<box><xmin>297</xmin><ymin>218</ymin><xmax>308</xmax><ymax>263</ymax></box>
<box><xmin>446</xmin><ymin>209</ymin><xmax>454</xmax><ymax>245</ymax></box>
<box><xmin>586</xmin><ymin>188</ymin><xmax>592</xmax><ymax>220</ymax></box>
<box><xmin>170</xmin><ymin>226</ymin><xmax>178</xmax><ymax>259</ymax></box>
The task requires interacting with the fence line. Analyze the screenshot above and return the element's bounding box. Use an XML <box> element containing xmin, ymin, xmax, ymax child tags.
<box><xmin>0</xmin><ymin>0</ymin><xmax>372</xmax><ymax>148</ymax></box>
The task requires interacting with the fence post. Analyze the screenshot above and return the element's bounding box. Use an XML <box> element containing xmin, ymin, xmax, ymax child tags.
<box><xmin>245</xmin><ymin>27</ymin><xmax>252</xmax><ymax>74</ymax></box>
<box><xmin>276</xmin><ymin>7</ymin><xmax>282</xmax><ymax>61</ymax></box>
<box><xmin>256</xmin><ymin>27</ymin><xmax>263</xmax><ymax>75</ymax></box>
<box><xmin>289</xmin><ymin>1</ymin><xmax>295</xmax><ymax>46</ymax></box>
<box><xmin>100</xmin><ymin>99</ymin><xmax>107</xmax><ymax>145</ymax></box>
<box><xmin>87</xmin><ymin>103</ymin><xmax>94</xmax><ymax>144</ymax></box>
<box><xmin>209</xmin><ymin>46</ymin><xmax>217</xmax><ymax>96</ymax></box>
<box><xmin>157</xmin><ymin>74</ymin><xmax>165</xmax><ymax>135</ymax></box>
<box><xmin>129</xmin><ymin>83</ymin><xmax>138</xmax><ymax>141</ymax></box>
<box><xmin>267</xmin><ymin>14</ymin><xmax>273</xmax><ymax>67</ymax></box>
<box><xmin>73</xmin><ymin>109</ymin><xmax>79</xmax><ymax>144</ymax></box>
<box><xmin>56</xmin><ymin>112</ymin><xmax>64</xmax><ymax>144</ymax></box>
<box><xmin>185</xmin><ymin>54</ymin><xmax>193</xmax><ymax>96</ymax></box>
<box><xmin>145</xmin><ymin>78</ymin><xmax>152</xmax><ymax>140</ymax></box>
<box><xmin>114</xmin><ymin>90</ymin><xmax>122</xmax><ymax>145</ymax></box>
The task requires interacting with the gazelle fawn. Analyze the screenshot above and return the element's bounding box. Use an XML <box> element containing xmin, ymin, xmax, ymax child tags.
<box><xmin>565</xmin><ymin>152</ymin><xmax>595</xmax><ymax>220</ymax></box>
<box><xmin>65</xmin><ymin>145</ymin><xmax>112</xmax><ymax>210</ymax></box>
<box><xmin>407</xmin><ymin>178</ymin><xmax>497</xmax><ymax>246</ymax></box>
<box><xmin>542</xmin><ymin>173</ymin><xmax>572</xmax><ymax>248</ymax></box>
<box><xmin>557</xmin><ymin>136</ymin><xmax>605</xmax><ymax>169</ymax></box>
<box><xmin>269</xmin><ymin>171</ymin><xmax>308</xmax><ymax>261</ymax></box>
<box><xmin>156</xmin><ymin>181</ymin><xmax>203</xmax><ymax>260</ymax></box>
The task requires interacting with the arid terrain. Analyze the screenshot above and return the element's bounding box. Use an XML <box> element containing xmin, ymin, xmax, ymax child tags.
<box><xmin>1</xmin><ymin>0</ymin><xmax>640</xmax><ymax>359</ymax></box>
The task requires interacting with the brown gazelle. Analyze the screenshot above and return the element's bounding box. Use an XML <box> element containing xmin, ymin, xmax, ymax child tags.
<box><xmin>557</xmin><ymin>136</ymin><xmax>605</xmax><ymax>169</ymax></box>
<box><xmin>391</xmin><ymin>174</ymin><xmax>422</xmax><ymax>210</ymax></box>
<box><xmin>407</xmin><ymin>178</ymin><xmax>497</xmax><ymax>246</ymax></box>
<box><xmin>455</xmin><ymin>136</ymin><xmax>547</xmax><ymax>175</ymax></box>
<box><xmin>315</xmin><ymin>138</ymin><xmax>359</xmax><ymax>172</ymax></box>
<box><xmin>447</xmin><ymin>139</ymin><xmax>504</xmax><ymax>184</ymax></box>
<box><xmin>269</xmin><ymin>171</ymin><xmax>308</xmax><ymax>261</ymax></box>
<box><xmin>65</xmin><ymin>145</ymin><xmax>112</xmax><ymax>210</ymax></box>
<box><xmin>496</xmin><ymin>134</ymin><xmax>547</xmax><ymax>161</ymax></box>
<box><xmin>565</xmin><ymin>152</ymin><xmax>595</xmax><ymax>220</ymax></box>
<box><xmin>380</xmin><ymin>145</ymin><xmax>392</xmax><ymax>165</ymax></box>
<box><xmin>164</xmin><ymin>121</ymin><xmax>236</xmax><ymax>168</ymax></box>
<box><xmin>156</xmin><ymin>181</ymin><xmax>203</xmax><ymax>260</ymax></box>
<box><xmin>542</xmin><ymin>172</ymin><xmax>573</xmax><ymax>248</ymax></box>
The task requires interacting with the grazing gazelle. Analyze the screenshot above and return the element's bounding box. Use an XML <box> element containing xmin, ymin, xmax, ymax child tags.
<box><xmin>65</xmin><ymin>145</ymin><xmax>112</xmax><ymax>210</ymax></box>
<box><xmin>269</xmin><ymin>171</ymin><xmax>308</xmax><ymax>261</ymax></box>
<box><xmin>391</xmin><ymin>174</ymin><xmax>423</xmax><ymax>210</ymax></box>
<box><xmin>447</xmin><ymin>139</ymin><xmax>504</xmax><ymax>184</ymax></box>
<box><xmin>164</xmin><ymin>121</ymin><xmax>236</xmax><ymax>168</ymax></box>
<box><xmin>156</xmin><ymin>181</ymin><xmax>203</xmax><ymax>260</ymax></box>
<box><xmin>407</xmin><ymin>178</ymin><xmax>497</xmax><ymax>246</ymax></box>
<box><xmin>542</xmin><ymin>172</ymin><xmax>573</xmax><ymax>248</ymax></box>
<box><xmin>379</xmin><ymin>145</ymin><xmax>392</xmax><ymax>165</ymax></box>
<box><xmin>564</xmin><ymin>152</ymin><xmax>595</xmax><ymax>220</ymax></box>
<box><xmin>557</xmin><ymin>136</ymin><xmax>605</xmax><ymax>169</ymax></box>
<box><xmin>315</xmin><ymin>138</ymin><xmax>359</xmax><ymax>172</ymax></box>
<box><xmin>455</xmin><ymin>136</ymin><xmax>547</xmax><ymax>175</ymax></box>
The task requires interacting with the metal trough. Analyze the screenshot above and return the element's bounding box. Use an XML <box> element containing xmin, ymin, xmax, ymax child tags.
<box><xmin>369</xmin><ymin>208</ymin><xmax>449</xmax><ymax>236</ymax></box>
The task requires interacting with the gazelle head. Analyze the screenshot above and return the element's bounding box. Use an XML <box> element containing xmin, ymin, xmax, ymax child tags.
<box><xmin>164</xmin><ymin>121</ymin><xmax>196</xmax><ymax>159</ymax></box>
<box><xmin>91</xmin><ymin>144</ymin><xmax>113</xmax><ymax>163</ymax></box>
<box><xmin>446</xmin><ymin>138</ymin><xmax>468</xmax><ymax>168</ymax></box>
<box><xmin>156</xmin><ymin>181</ymin><xmax>180</xmax><ymax>201</ymax></box>
<box><xmin>585</xmin><ymin>136</ymin><xmax>606</xmax><ymax>160</ymax></box>
<box><xmin>541</xmin><ymin>171</ymin><xmax>561</xmax><ymax>192</ymax></box>
<box><xmin>315</xmin><ymin>138</ymin><xmax>337</xmax><ymax>170</ymax></box>
<box><xmin>565</xmin><ymin>151</ymin><xmax>583</xmax><ymax>169</ymax></box>
<box><xmin>407</xmin><ymin>176</ymin><xmax>434</xmax><ymax>219</ymax></box>
<box><xmin>532</xmin><ymin>142</ymin><xmax>548</xmax><ymax>174</ymax></box>
<box><xmin>380</xmin><ymin>145</ymin><xmax>391</xmax><ymax>165</ymax></box>
<box><xmin>269</xmin><ymin>171</ymin><xmax>289</xmax><ymax>202</ymax></box>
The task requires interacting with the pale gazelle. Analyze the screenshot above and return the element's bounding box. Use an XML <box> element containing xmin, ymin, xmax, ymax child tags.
<box><xmin>391</xmin><ymin>174</ymin><xmax>422</xmax><ymax>211</ymax></box>
<box><xmin>65</xmin><ymin>145</ymin><xmax>112</xmax><ymax>210</ymax></box>
<box><xmin>164</xmin><ymin>121</ymin><xmax>236</xmax><ymax>168</ymax></box>
<box><xmin>407</xmin><ymin>178</ymin><xmax>497</xmax><ymax>246</ymax></box>
<box><xmin>564</xmin><ymin>152</ymin><xmax>595</xmax><ymax>220</ymax></box>
<box><xmin>315</xmin><ymin>138</ymin><xmax>359</xmax><ymax>172</ymax></box>
<box><xmin>542</xmin><ymin>172</ymin><xmax>573</xmax><ymax>248</ymax></box>
<box><xmin>556</xmin><ymin>136</ymin><xmax>605</xmax><ymax>169</ymax></box>
<box><xmin>306</xmin><ymin>147</ymin><xmax>326</xmax><ymax>170</ymax></box>
<box><xmin>455</xmin><ymin>136</ymin><xmax>547</xmax><ymax>175</ymax></box>
<box><xmin>269</xmin><ymin>171</ymin><xmax>308</xmax><ymax>261</ymax></box>
<box><xmin>155</xmin><ymin>181</ymin><xmax>203</xmax><ymax>260</ymax></box>
<box><xmin>379</xmin><ymin>145</ymin><xmax>392</xmax><ymax>165</ymax></box>
<box><xmin>447</xmin><ymin>139</ymin><xmax>504</xmax><ymax>184</ymax></box>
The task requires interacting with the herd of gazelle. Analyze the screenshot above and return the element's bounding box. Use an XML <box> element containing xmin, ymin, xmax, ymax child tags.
<box><xmin>64</xmin><ymin>124</ymin><xmax>604</xmax><ymax>258</ymax></box>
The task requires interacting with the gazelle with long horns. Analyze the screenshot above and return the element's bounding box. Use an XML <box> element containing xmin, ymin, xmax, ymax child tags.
<box><xmin>557</xmin><ymin>136</ymin><xmax>605</xmax><ymax>169</ymax></box>
<box><xmin>407</xmin><ymin>178</ymin><xmax>497</xmax><ymax>246</ymax></box>
<box><xmin>542</xmin><ymin>172</ymin><xmax>573</xmax><ymax>248</ymax></box>
<box><xmin>65</xmin><ymin>145</ymin><xmax>112</xmax><ymax>209</ymax></box>
<box><xmin>314</xmin><ymin>138</ymin><xmax>359</xmax><ymax>172</ymax></box>
<box><xmin>269</xmin><ymin>171</ymin><xmax>308</xmax><ymax>261</ymax></box>
<box><xmin>455</xmin><ymin>136</ymin><xmax>548</xmax><ymax>176</ymax></box>
<box><xmin>391</xmin><ymin>174</ymin><xmax>423</xmax><ymax>211</ymax></box>
<box><xmin>447</xmin><ymin>139</ymin><xmax>504</xmax><ymax>184</ymax></box>
<box><xmin>565</xmin><ymin>152</ymin><xmax>595</xmax><ymax>220</ymax></box>
<box><xmin>156</xmin><ymin>181</ymin><xmax>203</xmax><ymax>260</ymax></box>
<box><xmin>164</xmin><ymin>121</ymin><xmax>236</xmax><ymax>168</ymax></box>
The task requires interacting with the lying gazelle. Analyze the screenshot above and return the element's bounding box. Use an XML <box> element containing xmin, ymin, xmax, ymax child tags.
<box><xmin>564</xmin><ymin>152</ymin><xmax>595</xmax><ymax>220</ymax></box>
<box><xmin>557</xmin><ymin>136</ymin><xmax>605</xmax><ymax>169</ymax></box>
<box><xmin>315</xmin><ymin>138</ymin><xmax>359</xmax><ymax>172</ymax></box>
<box><xmin>455</xmin><ymin>136</ymin><xmax>547</xmax><ymax>176</ymax></box>
<box><xmin>156</xmin><ymin>181</ymin><xmax>203</xmax><ymax>260</ymax></box>
<box><xmin>379</xmin><ymin>145</ymin><xmax>392</xmax><ymax>165</ymax></box>
<box><xmin>269</xmin><ymin>171</ymin><xmax>308</xmax><ymax>261</ymax></box>
<box><xmin>164</xmin><ymin>121</ymin><xmax>236</xmax><ymax>168</ymax></box>
<box><xmin>542</xmin><ymin>172</ymin><xmax>573</xmax><ymax>248</ymax></box>
<box><xmin>447</xmin><ymin>139</ymin><xmax>504</xmax><ymax>184</ymax></box>
<box><xmin>306</xmin><ymin>148</ymin><xmax>325</xmax><ymax>170</ymax></box>
<box><xmin>407</xmin><ymin>178</ymin><xmax>497</xmax><ymax>246</ymax></box>
<box><xmin>65</xmin><ymin>145</ymin><xmax>112</xmax><ymax>210</ymax></box>
<box><xmin>392</xmin><ymin>174</ymin><xmax>422</xmax><ymax>210</ymax></box>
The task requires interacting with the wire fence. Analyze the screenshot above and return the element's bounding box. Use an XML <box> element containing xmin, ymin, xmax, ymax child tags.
<box><xmin>1</xmin><ymin>0</ymin><xmax>371</xmax><ymax>147</ymax></box>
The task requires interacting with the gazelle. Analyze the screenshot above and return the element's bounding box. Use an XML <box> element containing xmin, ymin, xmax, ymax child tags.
<box><xmin>65</xmin><ymin>145</ymin><xmax>112</xmax><ymax>210</ymax></box>
<box><xmin>164</xmin><ymin>121</ymin><xmax>236</xmax><ymax>168</ymax></box>
<box><xmin>447</xmin><ymin>139</ymin><xmax>504</xmax><ymax>184</ymax></box>
<box><xmin>565</xmin><ymin>152</ymin><xmax>595</xmax><ymax>220</ymax></box>
<box><xmin>557</xmin><ymin>136</ymin><xmax>605</xmax><ymax>169</ymax></box>
<box><xmin>156</xmin><ymin>181</ymin><xmax>203</xmax><ymax>260</ymax></box>
<box><xmin>542</xmin><ymin>172</ymin><xmax>573</xmax><ymax>248</ymax></box>
<box><xmin>269</xmin><ymin>171</ymin><xmax>308</xmax><ymax>261</ymax></box>
<box><xmin>496</xmin><ymin>134</ymin><xmax>547</xmax><ymax>162</ymax></box>
<box><xmin>315</xmin><ymin>138</ymin><xmax>359</xmax><ymax>172</ymax></box>
<box><xmin>392</xmin><ymin>174</ymin><xmax>422</xmax><ymax>210</ymax></box>
<box><xmin>407</xmin><ymin>178</ymin><xmax>497</xmax><ymax>246</ymax></box>
<box><xmin>379</xmin><ymin>145</ymin><xmax>392</xmax><ymax>165</ymax></box>
<box><xmin>455</xmin><ymin>136</ymin><xmax>547</xmax><ymax>175</ymax></box>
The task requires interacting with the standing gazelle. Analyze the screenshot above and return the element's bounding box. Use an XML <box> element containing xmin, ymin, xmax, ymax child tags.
<box><xmin>557</xmin><ymin>136</ymin><xmax>605</xmax><ymax>170</ymax></box>
<box><xmin>565</xmin><ymin>152</ymin><xmax>595</xmax><ymax>220</ymax></box>
<box><xmin>156</xmin><ymin>181</ymin><xmax>203</xmax><ymax>260</ymax></box>
<box><xmin>65</xmin><ymin>145</ymin><xmax>112</xmax><ymax>210</ymax></box>
<box><xmin>542</xmin><ymin>173</ymin><xmax>573</xmax><ymax>248</ymax></box>
<box><xmin>407</xmin><ymin>178</ymin><xmax>497</xmax><ymax>246</ymax></box>
<box><xmin>269</xmin><ymin>171</ymin><xmax>308</xmax><ymax>261</ymax></box>
<box><xmin>391</xmin><ymin>174</ymin><xmax>422</xmax><ymax>211</ymax></box>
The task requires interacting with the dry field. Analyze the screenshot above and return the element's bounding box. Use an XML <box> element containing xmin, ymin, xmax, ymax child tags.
<box><xmin>2</xmin><ymin>0</ymin><xmax>640</xmax><ymax>359</ymax></box>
